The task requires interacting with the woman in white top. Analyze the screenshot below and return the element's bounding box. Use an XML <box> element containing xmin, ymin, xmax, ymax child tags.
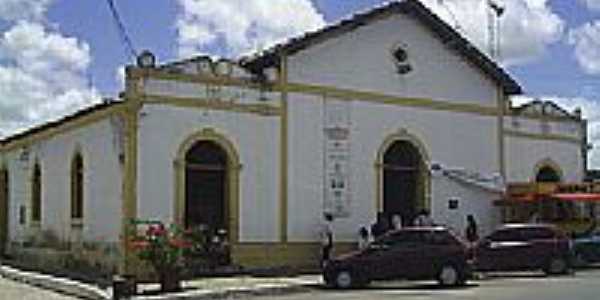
<box><xmin>391</xmin><ymin>214</ymin><xmax>403</xmax><ymax>230</ymax></box>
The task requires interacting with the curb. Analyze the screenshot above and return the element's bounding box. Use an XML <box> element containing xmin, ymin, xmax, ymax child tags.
<box><xmin>0</xmin><ymin>264</ymin><xmax>110</xmax><ymax>300</ymax></box>
<box><xmin>133</xmin><ymin>282</ymin><xmax>314</xmax><ymax>300</ymax></box>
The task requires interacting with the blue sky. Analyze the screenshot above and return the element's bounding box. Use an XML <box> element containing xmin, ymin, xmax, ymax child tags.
<box><xmin>0</xmin><ymin>0</ymin><xmax>600</xmax><ymax>166</ymax></box>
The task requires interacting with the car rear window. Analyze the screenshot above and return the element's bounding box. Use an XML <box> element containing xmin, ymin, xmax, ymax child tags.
<box><xmin>520</xmin><ymin>227</ymin><xmax>556</xmax><ymax>240</ymax></box>
<box><xmin>488</xmin><ymin>229</ymin><xmax>522</xmax><ymax>242</ymax></box>
<box><xmin>425</xmin><ymin>231</ymin><xmax>459</xmax><ymax>245</ymax></box>
<box><xmin>377</xmin><ymin>231</ymin><xmax>423</xmax><ymax>247</ymax></box>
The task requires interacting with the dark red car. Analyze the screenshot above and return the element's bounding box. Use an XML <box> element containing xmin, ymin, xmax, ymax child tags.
<box><xmin>323</xmin><ymin>227</ymin><xmax>471</xmax><ymax>288</ymax></box>
<box><xmin>472</xmin><ymin>224</ymin><xmax>573</xmax><ymax>275</ymax></box>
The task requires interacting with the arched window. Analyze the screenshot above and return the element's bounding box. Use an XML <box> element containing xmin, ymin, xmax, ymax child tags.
<box><xmin>71</xmin><ymin>154</ymin><xmax>84</xmax><ymax>220</ymax></box>
<box><xmin>31</xmin><ymin>163</ymin><xmax>41</xmax><ymax>223</ymax></box>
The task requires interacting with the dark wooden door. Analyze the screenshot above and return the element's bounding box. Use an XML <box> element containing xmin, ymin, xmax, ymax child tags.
<box><xmin>184</xmin><ymin>141</ymin><xmax>228</xmax><ymax>236</ymax></box>
<box><xmin>383</xmin><ymin>141</ymin><xmax>421</xmax><ymax>226</ymax></box>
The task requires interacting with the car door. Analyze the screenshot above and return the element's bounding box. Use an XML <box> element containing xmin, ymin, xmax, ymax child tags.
<box><xmin>519</xmin><ymin>227</ymin><xmax>556</xmax><ymax>269</ymax></box>
<box><xmin>420</xmin><ymin>230</ymin><xmax>463</xmax><ymax>278</ymax></box>
<box><xmin>477</xmin><ymin>228</ymin><xmax>530</xmax><ymax>271</ymax></box>
<box><xmin>369</xmin><ymin>231</ymin><xmax>424</xmax><ymax>280</ymax></box>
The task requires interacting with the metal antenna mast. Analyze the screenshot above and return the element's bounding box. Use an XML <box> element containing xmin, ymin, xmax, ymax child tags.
<box><xmin>487</xmin><ymin>0</ymin><xmax>505</xmax><ymax>60</ymax></box>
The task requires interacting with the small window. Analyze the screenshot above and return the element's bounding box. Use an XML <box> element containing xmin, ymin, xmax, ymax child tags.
<box><xmin>71</xmin><ymin>154</ymin><xmax>84</xmax><ymax>220</ymax></box>
<box><xmin>393</xmin><ymin>47</ymin><xmax>408</xmax><ymax>63</ymax></box>
<box><xmin>392</xmin><ymin>45</ymin><xmax>412</xmax><ymax>74</ymax></box>
<box><xmin>31</xmin><ymin>163</ymin><xmax>41</xmax><ymax>223</ymax></box>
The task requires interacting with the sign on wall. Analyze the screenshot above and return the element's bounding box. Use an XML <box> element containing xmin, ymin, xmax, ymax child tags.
<box><xmin>323</xmin><ymin>98</ymin><xmax>352</xmax><ymax>218</ymax></box>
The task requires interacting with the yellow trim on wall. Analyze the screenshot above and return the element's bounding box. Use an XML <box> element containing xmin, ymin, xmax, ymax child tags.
<box><xmin>173</xmin><ymin>128</ymin><xmax>242</xmax><ymax>244</ymax></box>
<box><xmin>121</xmin><ymin>102</ymin><xmax>139</xmax><ymax>274</ymax></box>
<box><xmin>510</xmin><ymin>112</ymin><xmax>581</xmax><ymax>123</ymax></box>
<box><xmin>504</xmin><ymin>129</ymin><xmax>582</xmax><ymax>144</ymax></box>
<box><xmin>131</xmin><ymin>67</ymin><xmax>503</xmax><ymax>117</ymax></box>
<box><xmin>284</xmin><ymin>82</ymin><xmax>501</xmax><ymax>116</ymax></box>
<box><xmin>128</xmin><ymin>67</ymin><xmax>263</xmax><ymax>90</ymax></box>
<box><xmin>532</xmin><ymin>158</ymin><xmax>564</xmax><ymax>182</ymax></box>
<box><xmin>1</xmin><ymin>103</ymin><xmax>128</xmax><ymax>153</ymax></box>
<box><xmin>497</xmin><ymin>88</ymin><xmax>506</xmax><ymax>179</ymax></box>
<box><xmin>374</xmin><ymin>129</ymin><xmax>431</xmax><ymax>213</ymax></box>
<box><xmin>143</xmin><ymin>96</ymin><xmax>282</xmax><ymax>116</ymax></box>
<box><xmin>279</xmin><ymin>54</ymin><xmax>289</xmax><ymax>243</ymax></box>
<box><xmin>232</xmin><ymin>242</ymin><xmax>356</xmax><ymax>269</ymax></box>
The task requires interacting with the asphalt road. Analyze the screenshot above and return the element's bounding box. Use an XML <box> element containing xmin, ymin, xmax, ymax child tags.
<box><xmin>0</xmin><ymin>276</ymin><xmax>77</xmax><ymax>300</ymax></box>
<box><xmin>257</xmin><ymin>269</ymin><xmax>600</xmax><ymax>300</ymax></box>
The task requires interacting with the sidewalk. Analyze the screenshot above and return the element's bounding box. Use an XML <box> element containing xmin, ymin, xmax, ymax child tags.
<box><xmin>0</xmin><ymin>262</ymin><xmax>322</xmax><ymax>300</ymax></box>
<box><xmin>134</xmin><ymin>275</ymin><xmax>321</xmax><ymax>300</ymax></box>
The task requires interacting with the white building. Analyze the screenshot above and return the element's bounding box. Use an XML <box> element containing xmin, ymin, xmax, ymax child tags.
<box><xmin>0</xmin><ymin>0</ymin><xmax>586</xmax><ymax>273</ymax></box>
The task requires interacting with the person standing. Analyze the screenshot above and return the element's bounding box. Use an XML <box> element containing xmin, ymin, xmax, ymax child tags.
<box><xmin>414</xmin><ymin>209</ymin><xmax>434</xmax><ymax>227</ymax></box>
<box><xmin>391</xmin><ymin>214</ymin><xmax>403</xmax><ymax>230</ymax></box>
<box><xmin>465</xmin><ymin>215</ymin><xmax>479</xmax><ymax>245</ymax></box>
<box><xmin>357</xmin><ymin>226</ymin><xmax>370</xmax><ymax>250</ymax></box>
<box><xmin>320</xmin><ymin>213</ymin><xmax>334</xmax><ymax>268</ymax></box>
<box><xmin>371</xmin><ymin>212</ymin><xmax>390</xmax><ymax>239</ymax></box>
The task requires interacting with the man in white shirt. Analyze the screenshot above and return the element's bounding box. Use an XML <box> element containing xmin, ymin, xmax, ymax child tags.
<box><xmin>320</xmin><ymin>213</ymin><xmax>334</xmax><ymax>268</ymax></box>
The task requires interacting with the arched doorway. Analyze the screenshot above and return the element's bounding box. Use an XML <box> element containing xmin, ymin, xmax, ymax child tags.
<box><xmin>535</xmin><ymin>166</ymin><xmax>561</xmax><ymax>183</ymax></box>
<box><xmin>175</xmin><ymin>129</ymin><xmax>241</xmax><ymax>247</ymax></box>
<box><xmin>184</xmin><ymin>141</ymin><xmax>228</xmax><ymax>235</ymax></box>
<box><xmin>382</xmin><ymin>140</ymin><xmax>425</xmax><ymax>226</ymax></box>
<box><xmin>534</xmin><ymin>163</ymin><xmax>565</xmax><ymax>222</ymax></box>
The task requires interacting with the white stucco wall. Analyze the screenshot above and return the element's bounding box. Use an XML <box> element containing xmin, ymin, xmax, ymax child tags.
<box><xmin>288</xmin><ymin>13</ymin><xmax>498</xmax><ymax>107</ymax></box>
<box><xmin>287</xmin><ymin>93</ymin><xmax>502</xmax><ymax>242</ymax></box>
<box><xmin>505</xmin><ymin>137</ymin><xmax>583</xmax><ymax>183</ymax></box>
<box><xmin>504</xmin><ymin>116</ymin><xmax>584</xmax><ymax>183</ymax></box>
<box><xmin>285</xmin><ymin>11</ymin><xmax>504</xmax><ymax>242</ymax></box>
<box><xmin>3</xmin><ymin>117</ymin><xmax>124</xmax><ymax>245</ymax></box>
<box><xmin>136</xmin><ymin>103</ymin><xmax>281</xmax><ymax>243</ymax></box>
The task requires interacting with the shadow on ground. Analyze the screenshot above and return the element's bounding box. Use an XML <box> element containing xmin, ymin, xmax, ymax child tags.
<box><xmin>309</xmin><ymin>282</ymin><xmax>479</xmax><ymax>292</ymax></box>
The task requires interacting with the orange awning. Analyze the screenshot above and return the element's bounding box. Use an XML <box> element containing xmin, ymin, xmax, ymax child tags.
<box><xmin>551</xmin><ymin>193</ymin><xmax>600</xmax><ymax>202</ymax></box>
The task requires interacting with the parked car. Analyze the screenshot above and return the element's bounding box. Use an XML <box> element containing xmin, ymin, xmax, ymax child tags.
<box><xmin>573</xmin><ymin>230</ymin><xmax>600</xmax><ymax>265</ymax></box>
<box><xmin>323</xmin><ymin>227</ymin><xmax>471</xmax><ymax>288</ymax></box>
<box><xmin>472</xmin><ymin>224</ymin><xmax>572</xmax><ymax>275</ymax></box>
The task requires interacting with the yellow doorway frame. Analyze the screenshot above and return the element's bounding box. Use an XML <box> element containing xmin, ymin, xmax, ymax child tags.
<box><xmin>173</xmin><ymin>128</ymin><xmax>242</xmax><ymax>243</ymax></box>
<box><xmin>375</xmin><ymin>129</ymin><xmax>431</xmax><ymax>214</ymax></box>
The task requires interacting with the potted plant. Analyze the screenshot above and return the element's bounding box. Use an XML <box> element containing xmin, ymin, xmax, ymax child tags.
<box><xmin>129</xmin><ymin>220</ymin><xmax>194</xmax><ymax>292</ymax></box>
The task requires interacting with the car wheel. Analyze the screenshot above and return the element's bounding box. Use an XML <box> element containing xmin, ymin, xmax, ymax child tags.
<box><xmin>334</xmin><ymin>270</ymin><xmax>354</xmax><ymax>289</ymax></box>
<box><xmin>438</xmin><ymin>264</ymin><xmax>460</xmax><ymax>286</ymax></box>
<box><xmin>545</xmin><ymin>257</ymin><xmax>568</xmax><ymax>275</ymax></box>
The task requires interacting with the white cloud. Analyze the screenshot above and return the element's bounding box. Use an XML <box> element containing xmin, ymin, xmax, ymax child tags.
<box><xmin>568</xmin><ymin>21</ymin><xmax>600</xmax><ymax>75</ymax></box>
<box><xmin>580</xmin><ymin>0</ymin><xmax>600</xmax><ymax>11</ymax></box>
<box><xmin>421</xmin><ymin>0</ymin><xmax>565</xmax><ymax>66</ymax></box>
<box><xmin>0</xmin><ymin>21</ymin><xmax>101</xmax><ymax>138</ymax></box>
<box><xmin>116</xmin><ymin>65</ymin><xmax>126</xmax><ymax>91</ymax></box>
<box><xmin>0</xmin><ymin>0</ymin><xmax>53</xmax><ymax>21</ymax></box>
<box><xmin>175</xmin><ymin>0</ymin><xmax>326</xmax><ymax>58</ymax></box>
<box><xmin>512</xmin><ymin>95</ymin><xmax>600</xmax><ymax>169</ymax></box>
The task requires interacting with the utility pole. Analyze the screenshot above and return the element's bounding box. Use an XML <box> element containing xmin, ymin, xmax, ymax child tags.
<box><xmin>487</xmin><ymin>0</ymin><xmax>505</xmax><ymax>60</ymax></box>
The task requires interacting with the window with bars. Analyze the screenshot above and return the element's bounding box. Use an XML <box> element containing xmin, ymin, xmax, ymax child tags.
<box><xmin>31</xmin><ymin>163</ymin><xmax>41</xmax><ymax>223</ymax></box>
<box><xmin>71</xmin><ymin>154</ymin><xmax>84</xmax><ymax>220</ymax></box>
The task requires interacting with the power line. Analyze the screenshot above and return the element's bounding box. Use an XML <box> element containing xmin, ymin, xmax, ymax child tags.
<box><xmin>105</xmin><ymin>0</ymin><xmax>138</xmax><ymax>60</ymax></box>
